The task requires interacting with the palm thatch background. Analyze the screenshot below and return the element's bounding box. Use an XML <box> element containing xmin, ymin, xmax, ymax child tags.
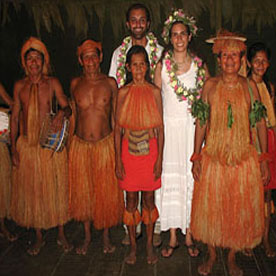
<box><xmin>1</xmin><ymin>0</ymin><xmax>276</xmax><ymax>96</ymax></box>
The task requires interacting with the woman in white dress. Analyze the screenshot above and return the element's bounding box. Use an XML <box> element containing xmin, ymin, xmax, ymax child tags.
<box><xmin>154</xmin><ymin>9</ymin><xmax>208</xmax><ymax>257</ymax></box>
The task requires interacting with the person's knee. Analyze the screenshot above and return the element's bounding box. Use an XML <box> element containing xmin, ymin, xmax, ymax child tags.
<box><xmin>143</xmin><ymin>192</ymin><xmax>155</xmax><ymax>210</ymax></box>
<box><xmin>126</xmin><ymin>192</ymin><xmax>138</xmax><ymax>212</ymax></box>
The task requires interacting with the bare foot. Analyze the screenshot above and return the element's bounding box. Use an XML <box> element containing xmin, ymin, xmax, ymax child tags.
<box><xmin>263</xmin><ymin>241</ymin><xmax>276</xmax><ymax>258</ymax></box>
<box><xmin>125</xmin><ymin>250</ymin><xmax>136</xmax><ymax>265</ymax></box>
<box><xmin>147</xmin><ymin>245</ymin><xmax>158</xmax><ymax>264</ymax></box>
<box><xmin>228</xmin><ymin>261</ymin><xmax>243</xmax><ymax>276</ymax></box>
<box><xmin>76</xmin><ymin>240</ymin><xmax>90</xmax><ymax>255</ymax></box>
<box><xmin>228</xmin><ymin>249</ymin><xmax>243</xmax><ymax>276</ymax></box>
<box><xmin>241</xmin><ymin>248</ymin><xmax>253</xmax><ymax>257</ymax></box>
<box><xmin>0</xmin><ymin>228</ymin><xmax>18</xmax><ymax>242</ymax></box>
<box><xmin>103</xmin><ymin>244</ymin><xmax>115</xmax><ymax>254</ymax></box>
<box><xmin>27</xmin><ymin>240</ymin><xmax>45</xmax><ymax>256</ymax></box>
<box><xmin>57</xmin><ymin>238</ymin><xmax>73</xmax><ymax>253</ymax></box>
<box><xmin>198</xmin><ymin>259</ymin><xmax>215</xmax><ymax>275</ymax></box>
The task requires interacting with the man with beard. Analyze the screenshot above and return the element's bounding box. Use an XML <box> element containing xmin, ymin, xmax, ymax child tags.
<box><xmin>109</xmin><ymin>3</ymin><xmax>163</xmax><ymax>246</ymax></box>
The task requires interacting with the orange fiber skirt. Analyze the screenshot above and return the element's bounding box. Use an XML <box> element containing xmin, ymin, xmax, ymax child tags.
<box><xmin>69</xmin><ymin>134</ymin><xmax>123</xmax><ymax>229</ymax></box>
<box><xmin>0</xmin><ymin>143</ymin><xmax>11</xmax><ymax>218</ymax></box>
<box><xmin>119</xmin><ymin>138</ymin><xmax>161</xmax><ymax>192</ymax></box>
<box><xmin>10</xmin><ymin>136</ymin><xmax>69</xmax><ymax>229</ymax></box>
<box><xmin>265</xmin><ymin>128</ymin><xmax>276</xmax><ymax>190</ymax></box>
<box><xmin>190</xmin><ymin>147</ymin><xmax>264</xmax><ymax>250</ymax></box>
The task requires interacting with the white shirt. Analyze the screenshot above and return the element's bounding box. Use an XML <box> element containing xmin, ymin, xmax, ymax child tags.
<box><xmin>108</xmin><ymin>34</ymin><xmax>163</xmax><ymax>87</ymax></box>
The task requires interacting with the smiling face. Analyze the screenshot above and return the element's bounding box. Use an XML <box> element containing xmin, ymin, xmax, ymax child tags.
<box><xmin>80</xmin><ymin>48</ymin><xmax>102</xmax><ymax>74</ymax></box>
<box><xmin>170</xmin><ymin>23</ymin><xmax>191</xmax><ymax>53</ymax></box>
<box><xmin>250</xmin><ymin>50</ymin><xmax>269</xmax><ymax>79</ymax></box>
<box><xmin>25</xmin><ymin>50</ymin><xmax>44</xmax><ymax>76</ymax></box>
<box><xmin>219</xmin><ymin>49</ymin><xmax>241</xmax><ymax>75</ymax></box>
<box><xmin>126</xmin><ymin>8</ymin><xmax>150</xmax><ymax>40</ymax></box>
<box><xmin>127</xmin><ymin>52</ymin><xmax>148</xmax><ymax>83</ymax></box>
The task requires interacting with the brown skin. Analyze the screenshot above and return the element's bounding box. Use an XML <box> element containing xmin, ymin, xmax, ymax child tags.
<box><xmin>70</xmin><ymin>47</ymin><xmax>118</xmax><ymax>255</ymax></box>
<box><xmin>0</xmin><ymin>83</ymin><xmax>17</xmax><ymax>242</ymax></box>
<box><xmin>10</xmin><ymin>49</ymin><xmax>71</xmax><ymax>255</ymax></box>
<box><xmin>248</xmin><ymin>50</ymin><xmax>276</xmax><ymax>257</ymax></box>
<box><xmin>154</xmin><ymin>22</ymin><xmax>209</xmax><ymax>258</ymax></box>
<box><xmin>115</xmin><ymin>53</ymin><xmax>164</xmax><ymax>264</ymax></box>
<box><xmin>191</xmin><ymin>50</ymin><xmax>269</xmax><ymax>276</ymax></box>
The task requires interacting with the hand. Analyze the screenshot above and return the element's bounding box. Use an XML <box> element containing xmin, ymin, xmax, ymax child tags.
<box><xmin>11</xmin><ymin>148</ymin><xmax>20</xmax><ymax>167</ymax></box>
<box><xmin>260</xmin><ymin>161</ymin><xmax>270</xmax><ymax>186</ymax></box>
<box><xmin>153</xmin><ymin>158</ymin><xmax>162</xmax><ymax>181</ymax></box>
<box><xmin>115</xmin><ymin>159</ymin><xmax>125</xmax><ymax>180</ymax></box>
<box><xmin>192</xmin><ymin>160</ymin><xmax>201</xmax><ymax>182</ymax></box>
<box><xmin>51</xmin><ymin>111</ymin><xmax>64</xmax><ymax>132</ymax></box>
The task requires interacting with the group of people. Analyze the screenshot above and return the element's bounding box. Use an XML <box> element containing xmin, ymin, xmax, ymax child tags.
<box><xmin>0</xmin><ymin>3</ymin><xmax>276</xmax><ymax>276</ymax></box>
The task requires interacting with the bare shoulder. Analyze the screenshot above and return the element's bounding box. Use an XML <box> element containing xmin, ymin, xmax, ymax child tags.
<box><xmin>70</xmin><ymin>76</ymin><xmax>82</xmax><ymax>92</ymax></box>
<box><xmin>13</xmin><ymin>78</ymin><xmax>27</xmax><ymax>94</ymax></box>
<box><xmin>204</xmin><ymin>76</ymin><xmax>220</xmax><ymax>91</ymax></box>
<box><xmin>106</xmin><ymin>75</ymin><xmax>118</xmax><ymax>91</ymax></box>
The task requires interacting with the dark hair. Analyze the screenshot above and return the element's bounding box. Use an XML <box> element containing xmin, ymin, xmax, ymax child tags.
<box><xmin>126</xmin><ymin>3</ymin><xmax>151</xmax><ymax>23</ymax></box>
<box><xmin>247</xmin><ymin>42</ymin><xmax>272</xmax><ymax>94</ymax></box>
<box><xmin>24</xmin><ymin>48</ymin><xmax>44</xmax><ymax>64</ymax></box>
<box><xmin>161</xmin><ymin>21</ymin><xmax>192</xmax><ymax>62</ymax></box>
<box><xmin>125</xmin><ymin>45</ymin><xmax>151</xmax><ymax>85</ymax></box>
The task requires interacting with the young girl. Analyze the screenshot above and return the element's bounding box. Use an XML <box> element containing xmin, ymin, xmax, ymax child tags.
<box><xmin>248</xmin><ymin>42</ymin><xmax>276</xmax><ymax>257</ymax></box>
<box><xmin>115</xmin><ymin>45</ymin><xmax>164</xmax><ymax>265</ymax></box>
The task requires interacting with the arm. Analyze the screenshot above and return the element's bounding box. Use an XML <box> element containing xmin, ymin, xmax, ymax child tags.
<box><xmin>204</xmin><ymin>63</ymin><xmax>211</xmax><ymax>80</ymax></box>
<box><xmin>108</xmin><ymin>49</ymin><xmax>119</xmax><ymax>78</ymax></box>
<box><xmin>108</xmin><ymin>77</ymin><xmax>118</xmax><ymax>130</ymax></box>
<box><xmin>153</xmin><ymin>86</ymin><xmax>164</xmax><ymax>180</ymax></box>
<box><xmin>250</xmin><ymin>79</ymin><xmax>270</xmax><ymax>185</ymax></box>
<box><xmin>0</xmin><ymin>83</ymin><xmax>13</xmax><ymax>107</ymax></box>
<box><xmin>191</xmin><ymin>81</ymin><xmax>210</xmax><ymax>182</ymax></box>
<box><xmin>10</xmin><ymin>81</ymin><xmax>22</xmax><ymax>166</ymax></box>
<box><xmin>114</xmin><ymin>87</ymin><xmax>126</xmax><ymax>180</ymax></box>
<box><xmin>52</xmin><ymin>77</ymin><xmax>72</xmax><ymax>119</ymax></box>
<box><xmin>153</xmin><ymin>62</ymin><xmax>162</xmax><ymax>90</ymax></box>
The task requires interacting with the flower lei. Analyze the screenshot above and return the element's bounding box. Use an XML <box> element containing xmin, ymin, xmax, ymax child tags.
<box><xmin>164</xmin><ymin>50</ymin><xmax>205</xmax><ymax>105</ymax></box>
<box><xmin>116</xmin><ymin>32</ymin><xmax>159</xmax><ymax>87</ymax></box>
<box><xmin>162</xmin><ymin>9</ymin><xmax>198</xmax><ymax>45</ymax></box>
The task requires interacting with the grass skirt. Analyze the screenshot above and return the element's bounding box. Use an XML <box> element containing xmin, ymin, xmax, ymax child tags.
<box><xmin>68</xmin><ymin>134</ymin><xmax>123</xmax><ymax>229</ymax></box>
<box><xmin>10</xmin><ymin>136</ymin><xmax>69</xmax><ymax>229</ymax></box>
<box><xmin>0</xmin><ymin>143</ymin><xmax>11</xmax><ymax>218</ymax></box>
<box><xmin>190</xmin><ymin>147</ymin><xmax>264</xmax><ymax>250</ymax></box>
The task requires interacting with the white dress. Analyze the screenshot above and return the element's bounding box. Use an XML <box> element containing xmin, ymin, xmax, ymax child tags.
<box><xmin>160</xmin><ymin>60</ymin><xmax>197</xmax><ymax>234</ymax></box>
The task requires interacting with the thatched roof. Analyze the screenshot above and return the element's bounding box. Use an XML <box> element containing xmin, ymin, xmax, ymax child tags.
<box><xmin>2</xmin><ymin>0</ymin><xmax>275</xmax><ymax>40</ymax></box>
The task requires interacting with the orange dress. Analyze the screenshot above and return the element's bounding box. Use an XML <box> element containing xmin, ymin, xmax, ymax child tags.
<box><xmin>190</xmin><ymin>81</ymin><xmax>264</xmax><ymax>250</ymax></box>
<box><xmin>118</xmin><ymin>84</ymin><xmax>163</xmax><ymax>192</ymax></box>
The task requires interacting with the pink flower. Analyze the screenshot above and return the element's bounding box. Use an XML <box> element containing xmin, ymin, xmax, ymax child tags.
<box><xmin>182</xmin><ymin>96</ymin><xmax>187</xmax><ymax>100</ymax></box>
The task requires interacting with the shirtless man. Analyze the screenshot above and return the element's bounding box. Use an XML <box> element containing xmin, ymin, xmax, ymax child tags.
<box><xmin>69</xmin><ymin>39</ymin><xmax>123</xmax><ymax>255</ymax></box>
<box><xmin>10</xmin><ymin>37</ymin><xmax>72</xmax><ymax>255</ymax></box>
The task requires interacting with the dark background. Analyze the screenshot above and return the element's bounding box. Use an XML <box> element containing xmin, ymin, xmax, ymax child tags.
<box><xmin>1</xmin><ymin>3</ymin><xmax>276</xmax><ymax>99</ymax></box>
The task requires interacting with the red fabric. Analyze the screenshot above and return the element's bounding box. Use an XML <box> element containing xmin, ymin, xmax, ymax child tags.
<box><xmin>119</xmin><ymin>138</ymin><xmax>161</xmax><ymax>192</ymax></box>
<box><xmin>265</xmin><ymin>128</ymin><xmax>276</xmax><ymax>190</ymax></box>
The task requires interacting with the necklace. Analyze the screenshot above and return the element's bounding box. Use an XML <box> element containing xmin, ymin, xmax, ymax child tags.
<box><xmin>164</xmin><ymin>50</ymin><xmax>206</xmax><ymax>105</ymax></box>
<box><xmin>116</xmin><ymin>32</ymin><xmax>159</xmax><ymax>87</ymax></box>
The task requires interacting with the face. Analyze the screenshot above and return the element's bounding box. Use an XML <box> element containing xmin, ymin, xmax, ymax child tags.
<box><xmin>250</xmin><ymin>50</ymin><xmax>269</xmax><ymax>78</ymax></box>
<box><xmin>80</xmin><ymin>48</ymin><xmax>102</xmax><ymax>74</ymax></box>
<box><xmin>126</xmin><ymin>8</ymin><xmax>150</xmax><ymax>40</ymax></box>
<box><xmin>219</xmin><ymin>50</ymin><xmax>241</xmax><ymax>75</ymax></box>
<box><xmin>170</xmin><ymin>23</ymin><xmax>191</xmax><ymax>52</ymax></box>
<box><xmin>127</xmin><ymin>53</ymin><xmax>148</xmax><ymax>82</ymax></box>
<box><xmin>25</xmin><ymin>50</ymin><xmax>43</xmax><ymax>75</ymax></box>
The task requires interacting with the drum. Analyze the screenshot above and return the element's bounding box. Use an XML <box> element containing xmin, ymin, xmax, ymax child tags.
<box><xmin>39</xmin><ymin>113</ymin><xmax>69</xmax><ymax>152</ymax></box>
<box><xmin>0</xmin><ymin>108</ymin><xmax>10</xmax><ymax>143</ymax></box>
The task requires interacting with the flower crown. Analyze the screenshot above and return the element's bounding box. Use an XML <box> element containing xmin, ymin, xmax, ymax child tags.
<box><xmin>162</xmin><ymin>9</ymin><xmax>198</xmax><ymax>44</ymax></box>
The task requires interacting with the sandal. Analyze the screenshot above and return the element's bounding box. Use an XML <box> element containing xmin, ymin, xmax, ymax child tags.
<box><xmin>161</xmin><ymin>243</ymin><xmax>179</xmax><ymax>258</ymax></box>
<box><xmin>185</xmin><ymin>242</ymin><xmax>200</xmax><ymax>257</ymax></box>
<box><xmin>27</xmin><ymin>241</ymin><xmax>46</xmax><ymax>256</ymax></box>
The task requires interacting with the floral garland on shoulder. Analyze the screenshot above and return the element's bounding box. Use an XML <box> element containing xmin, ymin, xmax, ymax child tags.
<box><xmin>164</xmin><ymin>50</ymin><xmax>206</xmax><ymax>106</ymax></box>
<box><xmin>116</xmin><ymin>32</ymin><xmax>159</xmax><ymax>87</ymax></box>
